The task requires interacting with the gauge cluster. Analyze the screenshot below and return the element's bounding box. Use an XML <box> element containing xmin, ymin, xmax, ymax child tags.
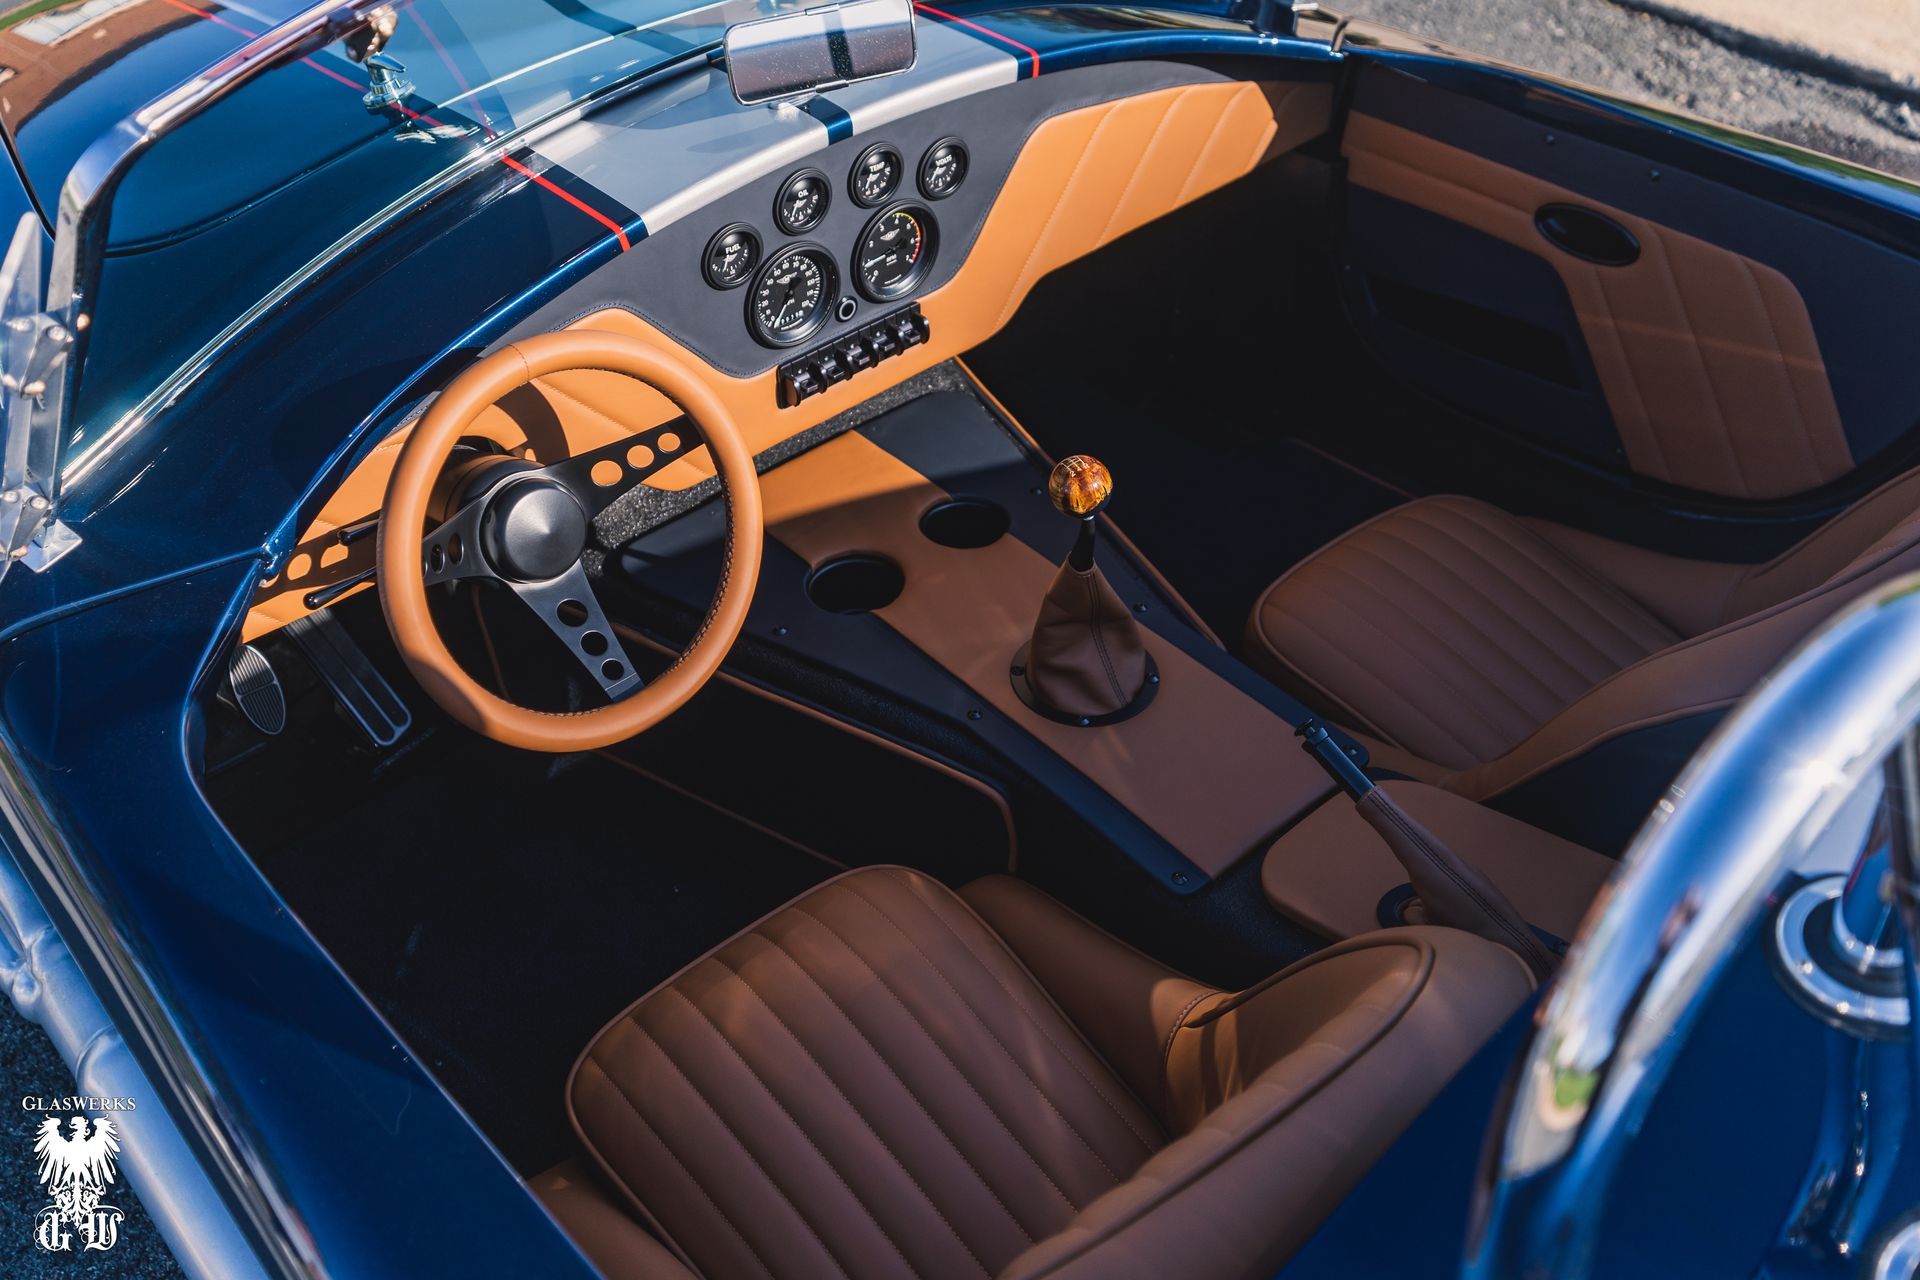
<box><xmin>699</xmin><ymin>137</ymin><xmax>966</xmax><ymax>353</ymax></box>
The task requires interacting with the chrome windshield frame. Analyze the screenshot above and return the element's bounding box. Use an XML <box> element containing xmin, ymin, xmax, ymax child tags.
<box><xmin>41</xmin><ymin>2</ymin><xmax>404</xmax><ymax>504</ymax></box>
<box><xmin>54</xmin><ymin>0</ymin><xmax>752</xmax><ymax>498</ymax></box>
<box><xmin>1466</xmin><ymin>573</ymin><xmax>1920</xmax><ymax>1279</ymax></box>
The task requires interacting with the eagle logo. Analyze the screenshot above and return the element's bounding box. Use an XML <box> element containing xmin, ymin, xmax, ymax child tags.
<box><xmin>32</xmin><ymin>1114</ymin><xmax>124</xmax><ymax>1253</ymax></box>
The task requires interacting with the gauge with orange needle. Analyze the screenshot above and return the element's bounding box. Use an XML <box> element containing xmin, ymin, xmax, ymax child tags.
<box><xmin>854</xmin><ymin>204</ymin><xmax>936</xmax><ymax>302</ymax></box>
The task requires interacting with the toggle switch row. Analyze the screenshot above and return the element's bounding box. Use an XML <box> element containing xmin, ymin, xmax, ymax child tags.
<box><xmin>776</xmin><ymin>305</ymin><xmax>929</xmax><ymax>407</ymax></box>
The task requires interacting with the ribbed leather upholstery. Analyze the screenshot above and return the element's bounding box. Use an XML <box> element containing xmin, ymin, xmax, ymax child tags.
<box><xmin>561</xmin><ymin>868</ymin><xmax>1533</xmax><ymax>1280</ymax></box>
<box><xmin>568</xmin><ymin>867</ymin><xmax>1164</xmax><ymax>1280</ymax></box>
<box><xmin>1248</xmin><ymin>467</ymin><xmax>1920</xmax><ymax>791</ymax></box>
<box><xmin>1247</xmin><ymin>496</ymin><xmax>1678</xmax><ymax>771</ymax></box>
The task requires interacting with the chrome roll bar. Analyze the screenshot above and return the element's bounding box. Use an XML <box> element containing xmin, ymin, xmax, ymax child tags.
<box><xmin>1466</xmin><ymin>573</ymin><xmax>1920</xmax><ymax>1279</ymax></box>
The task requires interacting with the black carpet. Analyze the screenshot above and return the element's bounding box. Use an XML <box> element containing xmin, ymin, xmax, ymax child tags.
<box><xmin>247</xmin><ymin>733</ymin><xmax>831</xmax><ymax>1174</ymax></box>
<box><xmin>965</xmin><ymin>163</ymin><xmax>1407</xmax><ymax>648</ymax></box>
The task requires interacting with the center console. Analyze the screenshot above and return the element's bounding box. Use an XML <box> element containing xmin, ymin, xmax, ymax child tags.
<box><xmin>615</xmin><ymin>364</ymin><xmax>1342</xmax><ymax>893</ymax></box>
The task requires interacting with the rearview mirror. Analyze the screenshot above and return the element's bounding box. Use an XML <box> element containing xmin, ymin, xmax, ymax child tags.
<box><xmin>724</xmin><ymin>0</ymin><xmax>917</xmax><ymax>106</ymax></box>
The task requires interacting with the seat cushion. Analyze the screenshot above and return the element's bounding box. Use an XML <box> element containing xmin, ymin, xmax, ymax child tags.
<box><xmin>1247</xmin><ymin>495</ymin><xmax>1679</xmax><ymax>771</ymax></box>
<box><xmin>567</xmin><ymin>866</ymin><xmax>1163</xmax><ymax>1280</ymax></box>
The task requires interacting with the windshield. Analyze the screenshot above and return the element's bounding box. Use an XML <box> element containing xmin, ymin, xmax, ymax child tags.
<box><xmin>52</xmin><ymin>0</ymin><xmax>785</xmax><ymax>489</ymax></box>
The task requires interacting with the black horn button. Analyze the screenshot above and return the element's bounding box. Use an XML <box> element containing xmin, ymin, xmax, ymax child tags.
<box><xmin>480</xmin><ymin>479</ymin><xmax>589</xmax><ymax>582</ymax></box>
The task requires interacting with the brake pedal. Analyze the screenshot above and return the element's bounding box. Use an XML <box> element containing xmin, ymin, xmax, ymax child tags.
<box><xmin>224</xmin><ymin>643</ymin><xmax>287</xmax><ymax>736</ymax></box>
<box><xmin>285</xmin><ymin>612</ymin><xmax>412</xmax><ymax>747</ymax></box>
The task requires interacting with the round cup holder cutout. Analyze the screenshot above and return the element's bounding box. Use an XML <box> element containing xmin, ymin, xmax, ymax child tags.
<box><xmin>920</xmin><ymin>497</ymin><xmax>1011</xmax><ymax>549</ymax></box>
<box><xmin>806</xmin><ymin>554</ymin><xmax>905</xmax><ymax>614</ymax></box>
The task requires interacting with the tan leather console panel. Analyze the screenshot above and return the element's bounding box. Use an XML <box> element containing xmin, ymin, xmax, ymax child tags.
<box><xmin>1264</xmin><ymin>780</ymin><xmax>1613</xmax><ymax>942</ymax></box>
<box><xmin>245</xmin><ymin>79</ymin><xmax>1329</xmax><ymax>640</ymax></box>
<box><xmin>758</xmin><ymin>430</ymin><xmax>1331</xmax><ymax>878</ymax></box>
<box><xmin>1344</xmin><ymin>113</ymin><xmax>1849</xmax><ymax>500</ymax></box>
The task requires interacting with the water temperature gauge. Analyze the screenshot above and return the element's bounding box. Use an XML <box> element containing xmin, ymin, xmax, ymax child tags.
<box><xmin>850</xmin><ymin>142</ymin><xmax>904</xmax><ymax>207</ymax></box>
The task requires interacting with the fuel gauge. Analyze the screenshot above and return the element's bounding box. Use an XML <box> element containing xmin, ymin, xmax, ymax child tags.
<box><xmin>702</xmin><ymin>223</ymin><xmax>760</xmax><ymax>290</ymax></box>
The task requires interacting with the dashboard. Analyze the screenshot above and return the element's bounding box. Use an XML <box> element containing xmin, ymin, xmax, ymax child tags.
<box><xmin>701</xmin><ymin>137</ymin><xmax>966</xmax><ymax>402</ymax></box>
<box><xmin>242</xmin><ymin>48</ymin><xmax>1334</xmax><ymax>642</ymax></box>
<box><xmin>505</xmin><ymin>57</ymin><xmax>1258</xmax><ymax>389</ymax></box>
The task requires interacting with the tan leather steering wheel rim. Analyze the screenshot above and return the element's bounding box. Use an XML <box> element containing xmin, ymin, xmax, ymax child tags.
<box><xmin>378</xmin><ymin>329</ymin><xmax>762</xmax><ymax>751</ymax></box>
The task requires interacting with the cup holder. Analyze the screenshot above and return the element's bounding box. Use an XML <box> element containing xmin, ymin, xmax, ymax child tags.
<box><xmin>920</xmin><ymin>497</ymin><xmax>1011</xmax><ymax>549</ymax></box>
<box><xmin>806</xmin><ymin>553</ymin><xmax>905</xmax><ymax>614</ymax></box>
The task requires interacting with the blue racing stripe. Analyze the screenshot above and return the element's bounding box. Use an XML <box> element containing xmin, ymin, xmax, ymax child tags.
<box><xmin>802</xmin><ymin>96</ymin><xmax>855</xmax><ymax>142</ymax></box>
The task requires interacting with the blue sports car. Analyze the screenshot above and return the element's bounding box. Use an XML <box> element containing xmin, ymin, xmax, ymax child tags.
<box><xmin>0</xmin><ymin>0</ymin><xmax>1917</xmax><ymax>1276</ymax></box>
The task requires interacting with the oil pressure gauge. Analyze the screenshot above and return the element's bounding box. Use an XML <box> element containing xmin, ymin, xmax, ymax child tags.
<box><xmin>774</xmin><ymin>168</ymin><xmax>831</xmax><ymax>235</ymax></box>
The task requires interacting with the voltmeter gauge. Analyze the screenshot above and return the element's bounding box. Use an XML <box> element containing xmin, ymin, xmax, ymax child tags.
<box><xmin>918</xmin><ymin>138</ymin><xmax>968</xmax><ymax>200</ymax></box>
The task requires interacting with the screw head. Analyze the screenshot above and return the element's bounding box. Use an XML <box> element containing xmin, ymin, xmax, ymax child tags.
<box><xmin>773</xmin><ymin>625</ymin><xmax>790</xmax><ymax>638</ymax></box>
<box><xmin>1172</xmin><ymin>871</ymin><xmax>1190</xmax><ymax>886</ymax></box>
<box><xmin>966</xmin><ymin>709</ymin><xmax>982</xmax><ymax>721</ymax></box>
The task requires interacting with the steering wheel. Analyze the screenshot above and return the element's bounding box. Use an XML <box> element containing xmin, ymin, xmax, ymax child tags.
<box><xmin>378</xmin><ymin>329</ymin><xmax>762</xmax><ymax>751</ymax></box>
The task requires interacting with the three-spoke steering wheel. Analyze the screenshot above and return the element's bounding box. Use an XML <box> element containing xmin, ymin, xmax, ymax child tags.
<box><xmin>378</xmin><ymin>330</ymin><xmax>762</xmax><ymax>751</ymax></box>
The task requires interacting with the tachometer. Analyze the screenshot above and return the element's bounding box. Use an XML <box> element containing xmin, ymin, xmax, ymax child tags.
<box><xmin>854</xmin><ymin>205</ymin><xmax>935</xmax><ymax>302</ymax></box>
<box><xmin>750</xmin><ymin>245</ymin><xmax>837</xmax><ymax>346</ymax></box>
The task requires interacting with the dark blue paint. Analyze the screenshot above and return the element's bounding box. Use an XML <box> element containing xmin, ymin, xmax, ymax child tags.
<box><xmin>0</xmin><ymin>567</ymin><xmax>600</xmax><ymax>1277</ymax></box>
<box><xmin>1</xmin><ymin>4</ymin><xmax>1917</xmax><ymax>1273</ymax></box>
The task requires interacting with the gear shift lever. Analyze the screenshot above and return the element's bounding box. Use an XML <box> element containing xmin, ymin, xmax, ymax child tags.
<box><xmin>1049</xmin><ymin>454</ymin><xmax>1113</xmax><ymax>570</ymax></box>
<box><xmin>1011</xmin><ymin>456</ymin><xmax>1158</xmax><ymax>725</ymax></box>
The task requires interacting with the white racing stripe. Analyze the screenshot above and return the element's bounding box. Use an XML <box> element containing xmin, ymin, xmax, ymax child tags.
<box><xmin>528</xmin><ymin>22</ymin><xmax>1020</xmax><ymax>238</ymax></box>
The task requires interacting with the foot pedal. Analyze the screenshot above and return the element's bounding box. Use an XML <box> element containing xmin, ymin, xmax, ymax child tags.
<box><xmin>225</xmin><ymin>643</ymin><xmax>287</xmax><ymax>736</ymax></box>
<box><xmin>285</xmin><ymin>612</ymin><xmax>412</xmax><ymax>747</ymax></box>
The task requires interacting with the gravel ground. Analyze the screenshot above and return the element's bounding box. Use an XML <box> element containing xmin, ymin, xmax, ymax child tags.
<box><xmin>0</xmin><ymin>4</ymin><xmax>1911</xmax><ymax>1278</ymax></box>
<box><xmin>0</xmin><ymin>1006</ymin><xmax>182</xmax><ymax>1277</ymax></box>
<box><xmin>1347</xmin><ymin>0</ymin><xmax>1920</xmax><ymax>182</ymax></box>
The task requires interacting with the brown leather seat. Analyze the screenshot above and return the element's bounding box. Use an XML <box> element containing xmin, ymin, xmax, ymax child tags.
<box><xmin>545</xmin><ymin>866</ymin><xmax>1530</xmax><ymax>1279</ymax></box>
<box><xmin>1246</xmin><ymin>468</ymin><xmax>1920</xmax><ymax>796</ymax></box>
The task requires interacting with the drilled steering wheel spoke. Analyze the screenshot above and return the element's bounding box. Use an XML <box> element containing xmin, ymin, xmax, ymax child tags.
<box><xmin>507</xmin><ymin>562</ymin><xmax>643</xmax><ymax>701</ymax></box>
<box><xmin>540</xmin><ymin>417</ymin><xmax>700</xmax><ymax>517</ymax></box>
<box><xmin>420</xmin><ymin>500</ymin><xmax>493</xmax><ymax>587</ymax></box>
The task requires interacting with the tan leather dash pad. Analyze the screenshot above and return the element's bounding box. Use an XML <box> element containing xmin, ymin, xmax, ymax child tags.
<box><xmin>758</xmin><ymin>430</ymin><xmax>1331</xmax><ymax>878</ymax></box>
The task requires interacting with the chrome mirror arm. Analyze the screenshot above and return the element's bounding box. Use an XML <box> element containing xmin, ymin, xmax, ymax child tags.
<box><xmin>1466</xmin><ymin>575</ymin><xmax>1920</xmax><ymax>1280</ymax></box>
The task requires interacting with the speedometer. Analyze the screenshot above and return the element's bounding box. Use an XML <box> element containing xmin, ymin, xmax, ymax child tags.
<box><xmin>749</xmin><ymin>244</ymin><xmax>837</xmax><ymax>347</ymax></box>
<box><xmin>854</xmin><ymin>205</ymin><xmax>935</xmax><ymax>302</ymax></box>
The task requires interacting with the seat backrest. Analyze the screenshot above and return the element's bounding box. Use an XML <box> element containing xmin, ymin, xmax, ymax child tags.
<box><xmin>1719</xmin><ymin>466</ymin><xmax>1920</xmax><ymax>623</ymax></box>
<box><xmin>1457</xmin><ymin>469</ymin><xmax>1920</xmax><ymax>802</ymax></box>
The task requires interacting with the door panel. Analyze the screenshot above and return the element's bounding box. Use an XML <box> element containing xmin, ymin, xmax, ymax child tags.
<box><xmin>1337</xmin><ymin>60</ymin><xmax>1920</xmax><ymax>503</ymax></box>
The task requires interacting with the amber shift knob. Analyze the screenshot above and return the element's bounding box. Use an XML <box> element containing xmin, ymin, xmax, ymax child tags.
<box><xmin>1048</xmin><ymin>455</ymin><xmax>1113</xmax><ymax>519</ymax></box>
